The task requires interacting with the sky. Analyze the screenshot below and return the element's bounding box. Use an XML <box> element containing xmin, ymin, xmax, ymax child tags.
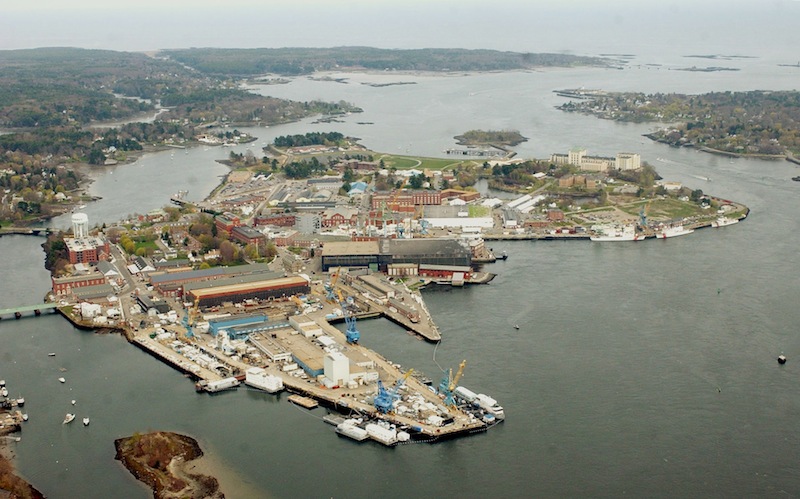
<box><xmin>2</xmin><ymin>0</ymin><xmax>800</xmax><ymax>55</ymax></box>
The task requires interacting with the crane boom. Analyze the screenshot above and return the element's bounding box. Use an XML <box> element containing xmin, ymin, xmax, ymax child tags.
<box><xmin>449</xmin><ymin>359</ymin><xmax>467</xmax><ymax>392</ymax></box>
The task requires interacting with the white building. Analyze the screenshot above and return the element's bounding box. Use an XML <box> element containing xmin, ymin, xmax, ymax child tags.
<box><xmin>550</xmin><ymin>148</ymin><xmax>641</xmax><ymax>172</ymax></box>
<box><xmin>324</xmin><ymin>351</ymin><xmax>350</xmax><ymax>386</ymax></box>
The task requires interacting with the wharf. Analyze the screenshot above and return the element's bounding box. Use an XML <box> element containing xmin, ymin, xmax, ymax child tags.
<box><xmin>319</xmin><ymin>278</ymin><xmax>441</xmax><ymax>342</ymax></box>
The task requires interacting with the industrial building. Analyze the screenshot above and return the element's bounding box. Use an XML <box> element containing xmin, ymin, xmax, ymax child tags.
<box><xmin>208</xmin><ymin>314</ymin><xmax>290</xmax><ymax>340</ymax></box>
<box><xmin>321</xmin><ymin>238</ymin><xmax>471</xmax><ymax>271</ymax></box>
<box><xmin>185</xmin><ymin>275</ymin><xmax>310</xmax><ymax>308</ymax></box>
<box><xmin>149</xmin><ymin>263</ymin><xmax>273</xmax><ymax>297</ymax></box>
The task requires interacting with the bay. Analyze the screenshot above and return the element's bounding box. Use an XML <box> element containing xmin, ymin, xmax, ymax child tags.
<box><xmin>2</xmin><ymin>54</ymin><xmax>800</xmax><ymax>497</ymax></box>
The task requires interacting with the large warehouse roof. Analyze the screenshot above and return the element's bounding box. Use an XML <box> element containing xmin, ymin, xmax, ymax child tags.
<box><xmin>188</xmin><ymin>276</ymin><xmax>309</xmax><ymax>299</ymax></box>
<box><xmin>382</xmin><ymin>238</ymin><xmax>469</xmax><ymax>257</ymax></box>
<box><xmin>321</xmin><ymin>241</ymin><xmax>380</xmax><ymax>257</ymax></box>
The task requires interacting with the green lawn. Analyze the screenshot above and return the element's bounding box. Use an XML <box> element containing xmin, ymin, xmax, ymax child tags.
<box><xmin>377</xmin><ymin>153</ymin><xmax>479</xmax><ymax>171</ymax></box>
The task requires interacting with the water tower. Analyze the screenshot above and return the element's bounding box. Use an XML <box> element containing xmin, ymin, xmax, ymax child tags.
<box><xmin>71</xmin><ymin>212</ymin><xmax>89</xmax><ymax>238</ymax></box>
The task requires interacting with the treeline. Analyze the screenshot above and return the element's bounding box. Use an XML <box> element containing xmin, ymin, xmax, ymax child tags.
<box><xmin>274</xmin><ymin>131</ymin><xmax>346</xmax><ymax>148</ymax></box>
<box><xmin>160</xmin><ymin>47</ymin><xmax>610</xmax><ymax>76</ymax></box>
<box><xmin>0</xmin><ymin>122</ymin><xmax>191</xmax><ymax>160</ymax></box>
<box><xmin>283</xmin><ymin>157</ymin><xmax>329</xmax><ymax>178</ymax></box>
<box><xmin>558</xmin><ymin>90</ymin><xmax>800</xmax><ymax>155</ymax></box>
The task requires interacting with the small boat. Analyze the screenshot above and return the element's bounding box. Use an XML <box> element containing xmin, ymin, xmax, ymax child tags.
<box><xmin>48</xmin><ymin>353</ymin><xmax>56</xmax><ymax>357</ymax></box>
<box><xmin>22</xmin><ymin>413</ymin><xmax>28</xmax><ymax>421</ymax></box>
<box><xmin>0</xmin><ymin>380</ymin><xmax>5</xmax><ymax>387</ymax></box>
<box><xmin>16</xmin><ymin>397</ymin><xmax>24</xmax><ymax>406</ymax></box>
<box><xmin>0</xmin><ymin>387</ymin><xmax>7</xmax><ymax>397</ymax></box>
<box><xmin>58</xmin><ymin>377</ymin><xmax>66</xmax><ymax>383</ymax></box>
<box><xmin>778</xmin><ymin>355</ymin><xmax>787</xmax><ymax>365</ymax></box>
<box><xmin>71</xmin><ymin>400</ymin><xmax>76</xmax><ymax>405</ymax></box>
<box><xmin>514</xmin><ymin>325</ymin><xmax>520</xmax><ymax>330</ymax></box>
<box><xmin>82</xmin><ymin>417</ymin><xmax>90</xmax><ymax>426</ymax></box>
<box><xmin>63</xmin><ymin>413</ymin><xmax>75</xmax><ymax>424</ymax></box>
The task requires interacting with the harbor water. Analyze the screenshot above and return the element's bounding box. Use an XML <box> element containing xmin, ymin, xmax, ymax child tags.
<box><xmin>2</xmin><ymin>53</ymin><xmax>800</xmax><ymax>497</ymax></box>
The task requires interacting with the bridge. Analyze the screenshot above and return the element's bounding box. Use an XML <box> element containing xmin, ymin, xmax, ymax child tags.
<box><xmin>0</xmin><ymin>303</ymin><xmax>59</xmax><ymax>319</ymax></box>
<box><xmin>0</xmin><ymin>227</ymin><xmax>57</xmax><ymax>238</ymax></box>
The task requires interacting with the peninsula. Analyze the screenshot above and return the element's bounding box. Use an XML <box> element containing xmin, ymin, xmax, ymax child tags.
<box><xmin>556</xmin><ymin>89</ymin><xmax>800</xmax><ymax>160</ymax></box>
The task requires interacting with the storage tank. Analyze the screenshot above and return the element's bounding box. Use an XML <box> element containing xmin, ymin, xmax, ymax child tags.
<box><xmin>71</xmin><ymin>212</ymin><xmax>89</xmax><ymax>238</ymax></box>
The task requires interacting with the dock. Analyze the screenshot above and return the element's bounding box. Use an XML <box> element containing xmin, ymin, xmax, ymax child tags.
<box><xmin>288</xmin><ymin>394</ymin><xmax>318</xmax><ymax>409</ymax></box>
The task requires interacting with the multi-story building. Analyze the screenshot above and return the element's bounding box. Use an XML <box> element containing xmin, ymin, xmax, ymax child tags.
<box><xmin>52</xmin><ymin>271</ymin><xmax>107</xmax><ymax>296</ymax></box>
<box><xmin>64</xmin><ymin>236</ymin><xmax>110</xmax><ymax>264</ymax></box>
<box><xmin>214</xmin><ymin>213</ymin><xmax>241</xmax><ymax>236</ymax></box>
<box><xmin>232</xmin><ymin>226</ymin><xmax>267</xmax><ymax>246</ymax></box>
<box><xmin>551</xmin><ymin>148</ymin><xmax>641</xmax><ymax>173</ymax></box>
<box><xmin>321</xmin><ymin>207</ymin><xmax>359</xmax><ymax>228</ymax></box>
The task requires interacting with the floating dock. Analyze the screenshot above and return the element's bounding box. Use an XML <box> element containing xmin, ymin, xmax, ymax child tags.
<box><xmin>288</xmin><ymin>394</ymin><xmax>318</xmax><ymax>409</ymax></box>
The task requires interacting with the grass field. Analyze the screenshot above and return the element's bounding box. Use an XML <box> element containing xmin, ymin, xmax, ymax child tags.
<box><xmin>376</xmin><ymin>153</ymin><xmax>479</xmax><ymax>171</ymax></box>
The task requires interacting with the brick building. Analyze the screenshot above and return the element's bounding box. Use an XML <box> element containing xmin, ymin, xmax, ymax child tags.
<box><xmin>64</xmin><ymin>236</ymin><xmax>111</xmax><ymax>264</ymax></box>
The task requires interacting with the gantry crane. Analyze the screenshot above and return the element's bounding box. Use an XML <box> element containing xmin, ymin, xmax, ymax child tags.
<box><xmin>639</xmin><ymin>201</ymin><xmax>652</xmax><ymax>229</ymax></box>
<box><xmin>374</xmin><ymin>369</ymin><xmax>414</xmax><ymax>414</ymax></box>
<box><xmin>438</xmin><ymin>359</ymin><xmax>467</xmax><ymax>407</ymax></box>
<box><xmin>335</xmin><ymin>289</ymin><xmax>360</xmax><ymax>344</ymax></box>
<box><xmin>324</xmin><ymin>268</ymin><xmax>340</xmax><ymax>302</ymax></box>
<box><xmin>182</xmin><ymin>296</ymin><xmax>200</xmax><ymax>338</ymax></box>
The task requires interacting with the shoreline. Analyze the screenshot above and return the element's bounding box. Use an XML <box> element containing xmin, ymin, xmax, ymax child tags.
<box><xmin>643</xmin><ymin>133</ymin><xmax>793</xmax><ymax>163</ymax></box>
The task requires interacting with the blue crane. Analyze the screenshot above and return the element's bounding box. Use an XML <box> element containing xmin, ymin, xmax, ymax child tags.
<box><xmin>639</xmin><ymin>201</ymin><xmax>651</xmax><ymax>229</ymax></box>
<box><xmin>374</xmin><ymin>369</ymin><xmax>414</xmax><ymax>414</ymax></box>
<box><xmin>336</xmin><ymin>289</ymin><xmax>360</xmax><ymax>344</ymax></box>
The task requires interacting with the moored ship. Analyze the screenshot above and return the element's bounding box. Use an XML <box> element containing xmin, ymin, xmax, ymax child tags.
<box><xmin>590</xmin><ymin>225</ymin><xmax>639</xmax><ymax>242</ymax></box>
<box><xmin>244</xmin><ymin>367</ymin><xmax>284</xmax><ymax>394</ymax></box>
<box><xmin>654</xmin><ymin>225</ymin><xmax>694</xmax><ymax>239</ymax></box>
<box><xmin>711</xmin><ymin>216</ymin><xmax>739</xmax><ymax>228</ymax></box>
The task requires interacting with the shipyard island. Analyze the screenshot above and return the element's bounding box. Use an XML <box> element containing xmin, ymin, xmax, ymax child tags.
<box><xmin>2</xmin><ymin>133</ymin><xmax>748</xmax><ymax>453</ymax></box>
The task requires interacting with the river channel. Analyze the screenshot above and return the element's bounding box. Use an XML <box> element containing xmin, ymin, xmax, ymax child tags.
<box><xmin>2</xmin><ymin>57</ymin><xmax>800</xmax><ymax>497</ymax></box>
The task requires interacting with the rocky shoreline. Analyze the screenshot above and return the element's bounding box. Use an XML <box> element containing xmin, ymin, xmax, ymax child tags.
<box><xmin>114</xmin><ymin>431</ymin><xmax>223</xmax><ymax>499</ymax></box>
<box><xmin>0</xmin><ymin>445</ymin><xmax>44</xmax><ymax>499</ymax></box>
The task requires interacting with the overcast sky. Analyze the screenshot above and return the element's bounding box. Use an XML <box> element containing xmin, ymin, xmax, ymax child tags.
<box><xmin>2</xmin><ymin>0</ymin><xmax>799</xmax><ymax>54</ymax></box>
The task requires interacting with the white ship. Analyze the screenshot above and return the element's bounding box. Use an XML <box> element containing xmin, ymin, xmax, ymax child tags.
<box><xmin>365</xmin><ymin>422</ymin><xmax>399</xmax><ymax>446</ymax></box>
<box><xmin>654</xmin><ymin>225</ymin><xmax>694</xmax><ymax>239</ymax></box>
<box><xmin>590</xmin><ymin>225</ymin><xmax>639</xmax><ymax>242</ymax></box>
<box><xmin>244</xmin><ymin>367</ymin><xmax>284</xmax><ymax>394</ymax></box>
<box><xmin>335</xmin><ymin>420</ymin><xmax>369</xmax><ymax>442</ymax></box>
<box><xmin>711</xmin><ymin>216</ymin><xmax>739</xmax><ymax>228</ymax></box>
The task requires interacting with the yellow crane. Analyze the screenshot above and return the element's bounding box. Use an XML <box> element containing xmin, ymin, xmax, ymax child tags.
<box><xmin>440</xmin><ymin>359</ymin><xmax>467</xmax><ymax>406</ymax></box>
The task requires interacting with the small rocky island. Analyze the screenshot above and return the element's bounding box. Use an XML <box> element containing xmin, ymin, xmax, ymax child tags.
<box><xmin>454</xmin><ymin>129</ymin><xmax>528</xmax><ymax>147</ymax></box>
<box><xmin>115</xmin><ymin>432</ymin><xmax>223</xmax><ymax>499</ymax></box>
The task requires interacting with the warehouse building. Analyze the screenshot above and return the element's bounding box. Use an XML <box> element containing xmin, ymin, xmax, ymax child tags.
<box><xmin>185</xmin><ymin>275</ymin><xmax>310</xmax><ymax>308</ymax></box>
<box><xmin>321</xmin><ymin>238</ymin><xmax>470</xmax><ymax>271</ymax></box>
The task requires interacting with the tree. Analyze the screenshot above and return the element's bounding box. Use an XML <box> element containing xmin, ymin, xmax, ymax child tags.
<box><xmin>408</xmin><ymin>173</ymin><xmax>426</xmax><ymax>189</ymax></box>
